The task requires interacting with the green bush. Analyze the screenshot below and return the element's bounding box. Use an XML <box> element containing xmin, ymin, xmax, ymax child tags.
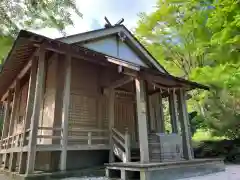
<box><xmin>194</xmin><ymin>139</ymin><xmax>240</xmax><ymax>163</ymax></box>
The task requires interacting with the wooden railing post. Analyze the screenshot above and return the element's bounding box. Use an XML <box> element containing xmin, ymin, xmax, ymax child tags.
<box><xmin>88</xmin><ymin>132</ymin><xmax>92</xmax><ymax>145</ymax></box>
<box><xmin>124</xmin><ymin>128</ymin><xmax>131</xmax><ymax>162</ymax></box>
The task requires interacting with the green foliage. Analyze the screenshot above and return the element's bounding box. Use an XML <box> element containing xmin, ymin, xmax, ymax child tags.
<box><xmin>0</xmin><ymin>0</ymin><xmax>82</xmax><ymax>36</ymax></box>
<box><xmin>194</xmin><ymin>139</ymin><xmax>240</xmax><ymax>162</ymax></box>
<box><xmin>0</xmin><ymin>1</ymin><xmax>82</xmax><ymax>65</ymax></box>
<box><xmin>191</xmin><ymin>64</ymin><xmax>240</xmax><ymax>139</ymax></box>
<box><xmin>0</xmin><ymin>36</ymin><xmax>13</xmax><ymax>65</ymax></box>
<box><xmin>135</xmin><ymin>0</ymin><xmax>240</xmax><ymax>139</ymax></box>
<box><xmin>135</xmin><ymin>0</ymin><xmax>213</xmax><ymax>77</ymax></box>
<box><xmin>189</xmin><ymin>112</ymin><xmax>207</xmax><ymax>136</ymax></box>
<box><xmin>207</xmin><ymin>0</ymin><xmax>240</xmax><ymax>64</ymax></box>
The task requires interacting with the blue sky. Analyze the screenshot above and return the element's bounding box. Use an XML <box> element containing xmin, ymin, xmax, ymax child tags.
<box><xmin>37</xmin><ymin>0</ymin><xmax>157</xmax><ymax>38</ymax></box>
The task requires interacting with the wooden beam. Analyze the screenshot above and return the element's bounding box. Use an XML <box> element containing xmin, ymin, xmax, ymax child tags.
<box><xmin>34</xmin><ymin>41</ymin><xmax>140</xmax><ymax>72</ymax></box>
<box><xmin>135</xmin><ymin>78</ymin><xmax>149</xmax><ymax>163</ymax></box>
<box><xmin>177</xmin><ymin>89</ymin><xmax>193</xmax><ymax>160</ymax></box>
<box><xmin>141</xmin><ymin>73</ymin><xmax>184</xmax><ymax>90</ymax></box>
<box><xmin>60</xmin><ymin>53</ymin><xmax>71</xmax><ymax>171</ymax></box>
<box><xmin>26</xmin><ymin>45</ymin><xmax>46</xmax><ymax>174</ymax></box>
<box><xmin>150</xmin><ymin>82</ymin><xmax>177</xmax><ymax>91</ymax></box>
<box><xmin>105</xmin><ymin>76</ymin><xmax>133</xmax><ymax>91</ymax></box>
<box><xmin>34</xmin><ymin>43</ymin><xmax>108</xmax><ymax>67</ymax></box>
<box><xmin>19</xmin><ymin>57</ymin><xmax>38</xmax><ymax>174</ymax></box>
<box><xmin>1</xmin><ymin>49</ymin><xmax>39</xmax><ymax>101</ymax></box>
<box><xmin>106</xmin><ymin>56</ymin><xmax>140</xmax><ymax>71</ymax></box>
<box><xmin>119</xmin><ymin>66</ymin><xmax>138</xmax><ymax>77</ymax></box>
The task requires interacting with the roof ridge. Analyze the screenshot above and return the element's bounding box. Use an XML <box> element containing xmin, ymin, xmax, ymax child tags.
<box><xmin>56</xmin><ymin>25</ymin><xmax>124</xmax><ymax>40</ymax></box>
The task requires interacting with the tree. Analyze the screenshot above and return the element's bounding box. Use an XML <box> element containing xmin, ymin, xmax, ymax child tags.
<box><xmin>207</xmin><ymin>0</ymin><xmax>240</xmax><ymax>64</ymax></box>
<box><xmin>0</xmin><ymin>0</ymin><xmax>82</xmax><ymax>36</ymax></box>
<box><xmin>135</xmin><ymin>0</ymin><xmax>213</xmax><ymax>78</ymax></box>
<box><xmin>191</xmin><ymin>64</ymin><xmax>240</xmax><ymax>139</ymax></box>
<box><xmin>0</xmin><ymin>0</ymin><xmax>82</xmax><ymax>65</ymax></box>
<box><xmin>135</xmin><ymin>0</ymin><xmax>240</xmax><ymax>139</ymax></box>
<box><xmin>0</xmin><ymin>36</ymin><xmax>14</xmax><ymax>64</ymax></box>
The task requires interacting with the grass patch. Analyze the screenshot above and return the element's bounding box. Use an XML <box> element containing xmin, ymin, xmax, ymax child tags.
<box><xmin>193</xmin><ymin>129</ymin><xmax>225</xmax><ymax>142</ymax></box>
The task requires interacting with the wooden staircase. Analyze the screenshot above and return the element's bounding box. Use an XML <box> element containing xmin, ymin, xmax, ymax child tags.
<box><xmin>148</xmin><ymin>133</ymin><xmax>161</xmax><ymax>162</ymax></box>
<box><xmin>149</xmin><ymin>133</ymin><xmax>184</xmax><ymax>162</ymax></box>
<box><xmin>111</xmin><ymin>128</ymin><xmax>140</xmax><ymax>162</ymax></box>
<box><xmin>110</xmin><ymin>130</ymin><xmax>166</xmax><ymax>163</ymax></box>
<box><xmin>111</xmin><ymin>129</ymin><xmax>167</xmax><ymax>163</ymax></box>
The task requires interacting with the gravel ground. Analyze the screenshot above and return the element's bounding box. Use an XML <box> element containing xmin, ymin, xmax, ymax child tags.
<box><xmin>61</xmin><ymin>165</ymin><xmax>240</xmax><ymax>180</ymax></box>
<box><xmin>1</xmin><ymin>165</ymin><xmax>240</xmax><ymax>180</ymax></box>
<box><xmin>181</xmin><ymin>164</ymin><xmax>240</xmax><ymax>180</ymax></box>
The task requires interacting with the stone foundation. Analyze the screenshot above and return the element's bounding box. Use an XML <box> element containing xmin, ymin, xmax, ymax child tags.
<box><xmin>106</xmin><ymin>158</ymin><xmax>225</xmax><ymax>180</ymax></box>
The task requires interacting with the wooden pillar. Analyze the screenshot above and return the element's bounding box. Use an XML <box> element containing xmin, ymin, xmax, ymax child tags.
<box><xmin>121</xmin><ymin>169</ymin><xmax>128</xmax><ymax>180</ymax></box>
<box><xmin>140</xmin><ymin>170</ymin><xmax>150</xmax><ymax>180</ymax></box>
<box><xmin>26</xmin><ymin>46</ymin><xmax>46</xmax><ymax>174</ymax></box>
<box><xmin>3</xmin><ymin>153</ymin><xmax>10</xmax><ymax>169</ymax></box>
<box><xmin>177</xmin><ymin>89</ymin><xmax>193</xmax><ymax>160</ymax></box>
<box><xmin>145</xmin><ymin>87</ymin><xmax>151</xmax><ymax>132</ymax></box>
<box><xmin>60</xmin><ymin>53</ymin><xmax>71</xmax><ymax>171</ymax></box>
<box><xmin>169</xmin><ymin>90</ymin><xmax>178</xmax><ymax>133</ymax></box>
<box><xmin>9</xmin><ymin>152</ymin><xmax>17</xmax><ymax>172</ymax></box>
<box><xmin>108</xmin><ymin>88</ymin><xmax>115</xmax><ymax>163</ymax></box>
<box><xmin>155</xmin><ymin>92</ymin><xmax>165</xmax><ymax>133</ymax></box>
<box><xmin>149</xmin><ymin>95</ymin><xmax>156</xmax><ymax>132</ymax></box>
<box><xmin>52</xmin><ymin>55</ymin><xmax>64</xmax><ymax>146</ymax></box>
<box><xmin>19</xmin><ymin>58</ymin><xmax>38</xmax><ymax>174</ymax></box>
<box><xmin>1</xmin><ymin>91</ymin><xmax>12</xmax><ymax>140</ymax></box>
<box><xmin>8</xmin><ymin>80</ymin><xmax>20</xmax><ymax>140</ymax></box>
<box><xmin>7</xmin><ymin>80</ymin><xmax>20</xmax><ymax>172</ymax></box>
<box><xmin>135</xmin><ymin>78</ymin><xmax>149</xmax><ymax>163</ymax></box>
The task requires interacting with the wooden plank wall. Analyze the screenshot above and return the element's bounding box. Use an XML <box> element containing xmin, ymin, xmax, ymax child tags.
<box><xmin>20</xmin><ymin>56</ymin><xmax>138</xmax><ymax>146</ymax></box>
<box><xmin>39</xmin><ymin>55</ymin><xmax>58</xmax><ymax>144</ymax></box>
<box><xmin>69</xmin><ymin>58</ymin><xmax>137</xmax><ymax>144</ymax></box>
<box><xmin>69</xmin><ymin>59</ymin><xmax>104</xmax><ymax>144</ymax></box>
<box><xmin>114</xmin><ymin>92</ymin><xmax>137</xmax><ymax>143</ymax></box>
<box><xmin>14</xmin><ymin>79</ymin><xmax>29</xmax><ymax>134</ymax></box>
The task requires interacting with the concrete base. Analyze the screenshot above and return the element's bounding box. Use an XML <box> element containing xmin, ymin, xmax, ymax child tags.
<box><xmin>0</xmin><ymin>166</ymin><xmax>105</xmax><ymax>180</ymax></box>
<box><xmin>106</xmin><ymin>158</ymin><xmax>225</xmax><ymax>180</ymax></box>
<box><xmin>34</xmin><ymin>150</ymin><xmax>109</xmax><ymax>172</ymax></box>
<box><xmin>0</xmin><ymin>150</ymin><xmax>109</xmax><ymax>179</ymax></box>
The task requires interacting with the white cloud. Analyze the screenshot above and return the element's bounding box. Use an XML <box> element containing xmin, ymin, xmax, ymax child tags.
<box><xmin>34</xmin><ymin>0</ymin><xmax>157</xmax><ymax>38</ymax></box>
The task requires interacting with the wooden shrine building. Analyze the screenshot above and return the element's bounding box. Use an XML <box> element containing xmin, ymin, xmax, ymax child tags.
<box><xmin>0</xmin><ymin>25</ymin><xmax>224</xmax><ymax>179</ymax></box>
